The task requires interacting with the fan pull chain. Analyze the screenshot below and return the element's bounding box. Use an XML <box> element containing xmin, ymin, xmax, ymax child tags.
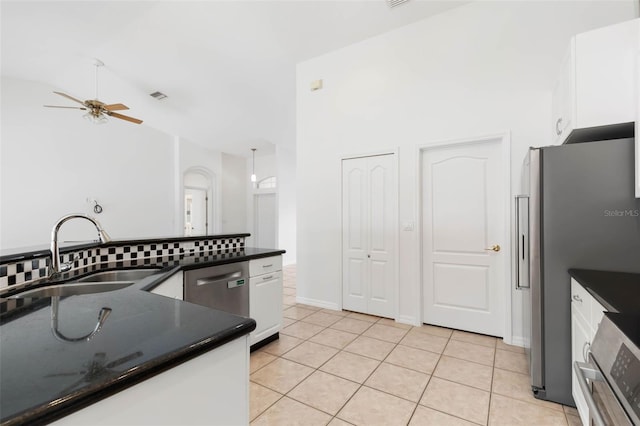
<box><xmin>94</xmin><ymin>63</ymin><xmax>99</xmax><ymax>100</ymax></box>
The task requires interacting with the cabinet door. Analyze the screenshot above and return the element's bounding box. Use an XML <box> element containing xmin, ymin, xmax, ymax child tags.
<box><xmin>551</xmin><ymin>45</ymin><xmax>575</xmax><ymax>145</ymax></box>
<box><xmin>590</xmin><ymin>298</ymin><xmax>606</xmax><ymax>337</ymax></box>
<box><xmin>636</xmin><ymin>48</ymin><xmax>640</xmax><ymax>198</ymax></box>
<box><xmin>575</xmin><ymin>19</ymin><xmax>638</xmax><ymax>128</ymax></box>
<box><xmin>250</xmin><ymin>271</ymin><xmax>282</xmax><ymax>345</ymax></box>
<box><xmin>571</xmin><ymin>308</ymin><xmax>591</xmax><ymax>426</ymax></box>
<box><xmin>570</xmin><ymin>280</ymin><xmax>592</xmax><ymax>324</ymax></box>
<box><xmin>150</xmin><ymin>271</ymin><xmax>183</xmax><ymax>300</ymax></box>
<box><xmin>250</xmin><ymin>256</ymin><xmax>282</xmax><ymax>277</ymax></box>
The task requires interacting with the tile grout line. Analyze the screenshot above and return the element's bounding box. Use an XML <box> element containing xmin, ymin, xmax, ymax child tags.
<box><xmin>485</xmin><ymin>338</ymin><xmax>497</xmax><ymax>426</ymax></box>
<box><xmin>256</xmin><ymin>271</ymin><xmax>543</xmax><ymax>425</ymax></box>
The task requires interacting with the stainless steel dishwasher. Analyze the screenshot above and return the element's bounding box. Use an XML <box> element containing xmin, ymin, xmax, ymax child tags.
<box><xmin>184</xmin><ymin>261</ymin><xmax>249</xmax><ymax>317</ymax></box>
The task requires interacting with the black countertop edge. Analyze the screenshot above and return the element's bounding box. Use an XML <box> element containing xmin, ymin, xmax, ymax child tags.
<box><xmin>0</xmin><ymin>248</ymin><xmax>286</xmax><ymax>299</ymax></box>
<box><xmin>4</xmin><ymin>318</ymin><xmax>256</xmax><ymax>426</ymax></box>
<box><xmin>569</xmin><ymin>268</ymin><xmax>640</xmax><ymax>314</ymax></box>
<box><xmin>140</xmin><ymin>248</ymin><xmax>287</xmax><ymax>292</ymax></box>
<box><xmin>0</xmin><ymin>233</ymin><xmax>251</xmax><ymax>264</ymax></box>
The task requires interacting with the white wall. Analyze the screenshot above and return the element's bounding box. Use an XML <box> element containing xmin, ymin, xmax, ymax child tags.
<box><xmin>245</xmin><ymin>145</ymin><xmax>296</xmax><ymax>265</ymax></box>
<box><xmin>176</xmin><ymin>138</ymin><xmax>222</xmax><ymax>235</ymax></box>
<box><xmin>246</xmin><ymin>152</ymin><xmax>277</xmax><ymax>247</ymax></box>
<box><xmin>221</xmin><ymin>153</ymin><xmax>247</xmax><ymax>234</ymax></box>
<box><xmin>0</xmin><ymin>77</ymin><xmax>176</xmax><ymax>249</ymax></box>
<box><xmin>277</xmin><ymin>145</ymin><xmax>297</xmax><ymax>265</ymax></box>
<box><xmin>296</xmin><ymin>1</ymin><xmax>637</xmax><ymax>340</ymax></box>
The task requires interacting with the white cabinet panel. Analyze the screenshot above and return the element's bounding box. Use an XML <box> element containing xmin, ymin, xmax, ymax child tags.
<box><xmin>574</xmin><ymin>19</ymin><xmax>637</xmax><ymax>128</ymax></box>
<box><xmin>249</xmin><ymin>255</ymin><xmax>282</xmax><ymax>276</ymax></box>
<box><xmin>570</xmin><ymin>278</ymin><xmax>608</xmax><ymax>426</ymax></box>
<box><xmin>570</xmin><ymin>279</ymin><xmax>592</xmax><ymax>323</ymax></box>
<box><xmin>590</xmin><ymin>298</ymin><xmax>606</xmax><ymax>334</ymax></box>
<box><xmin>150</xmin><ymin>271</ymin><xmax>183</xmax><ymax>300</ymax></box>
<box><xmin>552</xmin><ymin>19</ymin><xmax>639</xmax><ymax>145</ymax></box>
<box><xmin>249</xmin><ymin>255</ymin><xmax>283</xmax><ymax>346</ymax></box>
<box><xmin>53</xmin><ymin>336</ymin><xmax>249</xmax><ymax>426</ymax></box>
<box><xmin>250</xmin><ymin>271</ymin><xmax>282</xmax><ymax>345</ymax></box>
<box><xmin>551</xmin><ymin>47</ymin><xmax>575</xmax><ymax>145</ymax></box>
<box><xmin>636</xmin><ymin>50</ymin><xmax>640</xmax><ymax>198</ymax></box>
<box><xmin>571</xmin><ymin>307</ymin><xmax>591</xmax><ymax>426</ymax></box>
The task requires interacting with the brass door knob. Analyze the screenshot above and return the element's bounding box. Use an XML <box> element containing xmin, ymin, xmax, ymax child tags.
<box><xmin>484</xmin><ymin>244</ymin><xmax>501</xmax><ymax>252</ymax></box>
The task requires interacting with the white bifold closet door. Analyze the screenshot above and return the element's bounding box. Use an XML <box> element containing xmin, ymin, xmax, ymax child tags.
<box><xmin>342</xmin><ymin>153</ymin><xmax>397</xmax><ymax>319</ymax></box>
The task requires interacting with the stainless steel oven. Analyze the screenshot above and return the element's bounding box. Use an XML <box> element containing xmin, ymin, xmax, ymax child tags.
<box><xmin>573</xmin><ymin>313</ymin><xmax>640</xmax><ymax>426</ymax></box>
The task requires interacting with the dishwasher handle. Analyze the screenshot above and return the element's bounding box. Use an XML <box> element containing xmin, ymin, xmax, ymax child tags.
<box><xmin>196</xmin><ymin>271</ymin><xmax>243</xmax><ymax>286</ymax></box>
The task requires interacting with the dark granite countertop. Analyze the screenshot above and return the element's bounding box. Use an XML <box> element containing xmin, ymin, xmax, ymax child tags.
<box><xmin>0</xmin><ymin>246</ymin><xmax>285</xmax><ymax>425</ymax></box>
<box><xmin>569</xmin><ymin>269</ymin><xmax>640</xmax><ymax>314</ymax></box>
<box><xmin>605</xmin><ymin>312</ymin><xmax>640</xmax><ymax>353</ymax></box>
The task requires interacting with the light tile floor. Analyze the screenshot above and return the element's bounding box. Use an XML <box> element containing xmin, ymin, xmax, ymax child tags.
<box><xmin>250</xmin><ymin>265</ymin><xmax>582</xmax><ymax>426</ymax></box>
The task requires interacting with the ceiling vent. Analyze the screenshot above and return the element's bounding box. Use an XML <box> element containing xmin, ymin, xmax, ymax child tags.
<box><xmin>150</xmin><ymin>91</ymin><xmax>168</xmax><ymax>100</ymax></box>
<box><xmin>387</xmin><ymin>0</ymin><xmax>409</xmax><ymax>8</ymax></box>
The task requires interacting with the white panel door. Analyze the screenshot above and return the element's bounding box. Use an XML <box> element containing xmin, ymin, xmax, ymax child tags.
<box><xmin>342</xmin><ymin>157</ymin><xmax>368</xmax><ymax>314</ymax></box>
<box><xmin>342</xmin><ymin>154</ymin><xmax>396</xmax><ymax>318</ymax></box>
<box><xmin>422</xmin><ymin>139</ymin><xmax>505</xmax><ymax>336</ymax></box>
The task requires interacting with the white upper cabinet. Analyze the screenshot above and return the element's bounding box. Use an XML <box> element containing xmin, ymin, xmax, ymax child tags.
<box><xmin>551</xmin><ymin>19</ymin><xmax>639</xmax><ymax>146</ymax></box>
<box><xmin>636</xmin><ymin>50</ymin><xmax>640</xmax><ymax>198</ymax></box>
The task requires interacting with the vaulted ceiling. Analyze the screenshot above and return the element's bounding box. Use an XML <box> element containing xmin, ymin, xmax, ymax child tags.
<box><xmin>1</xmin><ymin>0</ymin><xmax>471</xmax><ymax>156</ymax></box>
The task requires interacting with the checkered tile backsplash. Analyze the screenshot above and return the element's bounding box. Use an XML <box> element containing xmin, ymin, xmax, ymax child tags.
<box><xmin>0</xmin><ymin>237</ymin><xmax>245</xmax><ymax>294</ymax></box>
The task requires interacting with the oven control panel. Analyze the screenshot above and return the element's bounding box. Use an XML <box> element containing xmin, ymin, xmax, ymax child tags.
<box><xmin>611</xmin><ymin>343</ymin><xmax>640</xmax><ymax>419</ymax></box>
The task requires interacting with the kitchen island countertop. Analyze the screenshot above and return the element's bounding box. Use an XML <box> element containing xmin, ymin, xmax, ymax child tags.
<box><xmin>0</xmin><ymin>246</ymin><xmax>284</xmax><ymax>425</ymax></box>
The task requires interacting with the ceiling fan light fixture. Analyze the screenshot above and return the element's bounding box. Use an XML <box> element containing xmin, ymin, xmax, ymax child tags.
<box><xmin>44</xmin><ymin>60</ymin><xmax>143</xmax><ymax>125</ymax></box>
<box><xmin>83</xmin><ymin>111</ymin><xmax>108</xmax><ymax>124</ymax></box>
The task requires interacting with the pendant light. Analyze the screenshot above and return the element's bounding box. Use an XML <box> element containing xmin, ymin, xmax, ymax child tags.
<box><xmin>250</xmin><ymin>148</ymin><xmax>257</xmax><ymax>183</ymax></box>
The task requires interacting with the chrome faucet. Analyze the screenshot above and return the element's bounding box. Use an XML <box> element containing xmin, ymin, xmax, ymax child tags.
<box><xmin>50</xmin><ymin>214</ymin><xmax>111</xmax><ymax>276</ymax></box>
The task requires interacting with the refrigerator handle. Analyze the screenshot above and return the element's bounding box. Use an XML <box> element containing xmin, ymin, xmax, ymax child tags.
<box><xmin>515</xmin><ymin>195</ymin><xmax>529</xmax><ymax>290</ymax></box>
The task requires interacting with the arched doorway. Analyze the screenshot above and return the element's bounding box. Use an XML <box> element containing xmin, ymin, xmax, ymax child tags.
<box><xmin>183</xmin><ymin>167</ymin><xmax>217</xmax><ymax>236</ymax></box>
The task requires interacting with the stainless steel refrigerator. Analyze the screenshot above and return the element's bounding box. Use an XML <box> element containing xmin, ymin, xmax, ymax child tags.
<box><xmin>516</xmin><ymin>137</ymin><xmax>640</xmax><ymax>405</ymax></box>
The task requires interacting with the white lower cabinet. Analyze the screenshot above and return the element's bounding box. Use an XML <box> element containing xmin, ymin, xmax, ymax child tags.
<box><xmin>52</xmin><ymin>335</ymin><xmax>250</xmax><ymax>426</ymax></box>
<box><xmin>150</xmin><ymin>271</ymin><xmax>183</xmax><ymax>300</ymax></box>
<box><xmin>249</xmin><ymin>256</ymin><xmax>283</xmax><ymax>346</ymax></box>
<box><xmin>570</xmin><ymin>278</ymin><xmax>607</xmax><ymax>425</ymax></box>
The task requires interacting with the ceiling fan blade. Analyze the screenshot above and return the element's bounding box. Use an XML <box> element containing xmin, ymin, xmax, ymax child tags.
<box><xmin>107</xmin><ymin>111</ymin><xmax>143</xmax><ymax>124</ymax></box>
<box><xmin>44</xmin><ymin>105</ymin><xmax>87</xmax><ymax>110</ymax></box>
<box><xmin>53</xmin><ymin>91</ymin><xmax>87</xmax><ymax>106</ymax></box>
<box><xmin>103</xmin><ymin>103</ymin><xmax>129</xmax><ymax>111</ymax></box>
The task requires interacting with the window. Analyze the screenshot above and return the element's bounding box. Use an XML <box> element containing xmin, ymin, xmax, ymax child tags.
<box><xmin>257</xmin><ymin>176</ymin><xmax>277</xmax><ymax>189</ymax></box>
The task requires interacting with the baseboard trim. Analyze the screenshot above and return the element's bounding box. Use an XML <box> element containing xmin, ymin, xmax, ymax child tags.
<box><xmin>505</xmin><ymin>335</ymin><xmax>526</xmax><ymax>348</ymax></box>
<box><xmin>295</xmin><ymin>297</ymin><xmax>340</xmax><ymax>311</ymax></box>
<box><xmin>396</xmin><ymin>315</ymin><xmax>420</xmax><ymax>327</ymax></box>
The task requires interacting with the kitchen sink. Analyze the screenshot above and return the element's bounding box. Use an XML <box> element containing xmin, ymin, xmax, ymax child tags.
<box><xmin>75</xmin><ymin>268</ymin><xmax>161</xmax><ymax>283</ymax></box>
<box><xmin>9</xmin><ymin>281</ymin><xmax>134</xmax><ymax>299</ymax></box>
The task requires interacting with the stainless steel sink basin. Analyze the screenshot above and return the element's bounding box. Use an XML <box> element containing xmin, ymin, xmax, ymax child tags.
<box><xmin>75</xmin><ymin>269</ymin><xmax>161</xmax><ymax>283</ymax></box>
<box><xmin>9</xmin><ymin>281</ymin><xmax>134</xmax><ymax>299</ymax></box>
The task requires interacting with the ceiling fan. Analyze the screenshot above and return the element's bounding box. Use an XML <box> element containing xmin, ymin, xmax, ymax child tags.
<box><xmin>44</xmin><ymin>59</ymin><xmax>143</xmax><ymax>125</ymax></box>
